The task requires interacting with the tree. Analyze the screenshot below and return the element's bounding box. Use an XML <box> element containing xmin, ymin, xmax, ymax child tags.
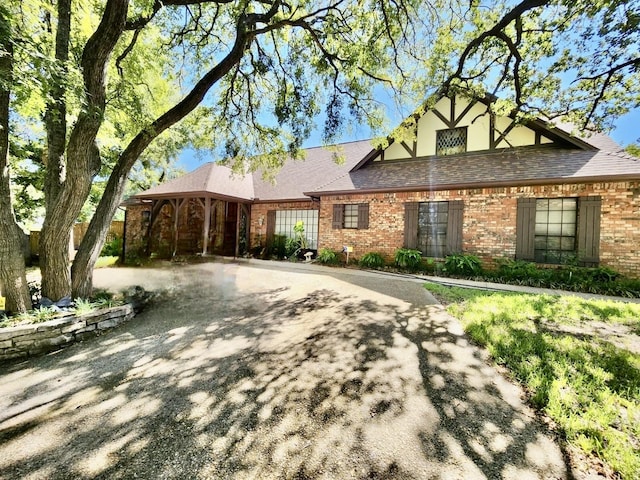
<box><xmin>1</xmin><ymin>0</ymin><xmax>638</xmax><ymax>312</ymax></box>
<box><xmin>0</xmin><ymin>5</ymin><xmax>31</xmax><ymax>313</ymax></box>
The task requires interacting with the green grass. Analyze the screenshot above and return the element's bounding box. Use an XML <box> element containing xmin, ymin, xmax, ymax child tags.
<box><xmin>95</xmin><ymin>256</ymin><xmax>120</xmax><ymax>268</ymax></box>
<box><xmin>425</xmin><ymin>282</ymin><xmax>640</xmax><ymax>479</ymax></box>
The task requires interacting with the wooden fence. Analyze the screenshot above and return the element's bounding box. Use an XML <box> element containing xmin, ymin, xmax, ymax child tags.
<box><xmin>29</xmin><ymin>221</ymin><xmax>124</xmax><ymax>256</ymax></box>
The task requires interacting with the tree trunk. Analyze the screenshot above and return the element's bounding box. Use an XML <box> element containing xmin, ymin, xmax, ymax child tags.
<box><xmin>44</xmin><ymin>0</ymin><xmax>71</xmax><ymax>210</ymax></box>
<box><xmin>41</xmin><ymin>0</ymin><xmax>129</xmax><ymax>300</ymax></box>
<box><xmin>72</xmin><ymin>17</ymin><xmax>253</xmax><ymax>298</ymax></box>
<box><xmin>0</xmin><ymin>6</ymin><xmax>31</xmax><ymax>313</ymax></box>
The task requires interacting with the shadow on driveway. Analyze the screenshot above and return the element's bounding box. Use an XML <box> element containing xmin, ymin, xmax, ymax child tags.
<box><xmin>0</xmin><ymin>262</ymin><xmax>572</xmax><ymax>479</ymax></box>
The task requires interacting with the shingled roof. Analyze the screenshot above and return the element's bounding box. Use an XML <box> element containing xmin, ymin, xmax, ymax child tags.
<box><xmin>134</xmin><ymin>163</ymin><xmax>255</xmax><ymax>201</ymax></box>
<box><xmin>306</xmin><ymin>145</ymin><xmax>640</xmax><ymax>195</ymax></box>
<box><xmin>133</xmin><ymin>112</ymin><xmax>638</xmax><ymax>202</ymax></box>
<box><xmin>134</xmin><ymin>140</ymin><xmax>372</xmax><ymax>201</ymax></box>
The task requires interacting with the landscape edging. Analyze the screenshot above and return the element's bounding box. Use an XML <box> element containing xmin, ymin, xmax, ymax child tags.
<box><xmin>0</xmin><ymin>304</ymin><xmax>135</xmax><ymax>362</ymax></box>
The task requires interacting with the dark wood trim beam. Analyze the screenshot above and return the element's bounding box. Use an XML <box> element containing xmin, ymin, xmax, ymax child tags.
<box><xmin>454</xmin><ymin>101</ymin><xmax>477</xmax><ymax>127</ymax></box>
<box><xmin>432</xmin><ymin>108</ymin><xmax>452</xmax><ymax>128</ymax></box>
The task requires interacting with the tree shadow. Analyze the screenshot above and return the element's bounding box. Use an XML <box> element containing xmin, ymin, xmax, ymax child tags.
<box><xmin>0</xmin><ymin>263</ymin><xmax>573</xmax><ymax>479</ymax></box>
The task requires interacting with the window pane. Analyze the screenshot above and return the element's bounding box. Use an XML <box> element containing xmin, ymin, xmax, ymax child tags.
<box><xmin>534</xmin><ymin>197</ymin><xmax>577</xmax><ymax>265</ymax></box>
<box><xmin>547</xmin><ymin>223</ymin><xmax>562</xmax><ymax>235</ymax></box>
<box><xmin>418</xmin><ymin>201</ymin><xmax>448</xmax><ymax>257</ymax></box>
<box><xmin>549</xmin><ymin>199</ymin><xmax>563</xmax><ymax>210</ymax></box>
<box><xmin>274</xmin><ymin>209</ymin><xmax>319</xmax><ymax>249</ymax></box>
<box><xmin>436</xmin><ymin>128</ymin><xmax>467</xmax><ymax>156</ymax></box>
<box><xmin>343</xmin><ymin>204</ymin><xmax>358</xmax><ymax>229</ymax></box>
<box><xmin>548</xmin><ymin>211</ymin><xmax>562</xmax><ymax>223</ymax></box>
<box><xmin>562</xmin><ymin>223</ymin><xmax>575</xmax><ymax>236</ymax></box>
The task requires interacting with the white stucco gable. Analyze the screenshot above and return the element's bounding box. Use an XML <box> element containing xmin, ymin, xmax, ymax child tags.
<box><xmin>376</xmin><ymin>95</ymin><xmax>557</xmax><ymax>162</ymax></box>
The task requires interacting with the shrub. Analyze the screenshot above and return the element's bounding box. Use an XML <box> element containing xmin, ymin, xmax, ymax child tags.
<box><xmin>269</xmin><ymin>234</ymin><xmax>288</xmax><ymax>259</ymax></box>
<box><xmin>316</xmin><ymin>248</ymin><xmax>339</xmax><ymax>265</ymax></box>
<box><xmin>394</xmin><ymin>248</ymin><xmax>422</xmax><ymax>270</ymax></box>
<box><xmin>285</xmin><ymin>237</ymin><xmax>300</xmax><ymax>258</ymax></box>
<box><xmin>359</xmin><ymin>252</ymin><xmax>385</xmax><ymax>269</ymax></box>
<box><xmin>444</xmin><ymin>253</ymin><xmax>483</xmax><ymax>276</ymax></box>
<box><xmin>101</xmin><ymin>237</ymin><xmax>123</xmax><ymax>257</ymax></box>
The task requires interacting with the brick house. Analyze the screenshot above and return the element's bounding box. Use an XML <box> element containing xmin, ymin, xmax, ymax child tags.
<box><xmin>125</xmin><ymin>94</ymin><xmax>640</xmax><ymax>276</ymax></box>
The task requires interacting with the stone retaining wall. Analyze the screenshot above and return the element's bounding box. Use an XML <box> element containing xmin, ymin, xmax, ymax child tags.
<box><xmin>0</xmin><ymin>304</ymin><xmax>134</xmax><ymax>362</ymax></box>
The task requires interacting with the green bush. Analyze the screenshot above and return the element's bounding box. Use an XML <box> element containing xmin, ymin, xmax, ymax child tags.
<box><xmin>359</xmin><ymin>252</ymin><xmax>385</xmax><ymax>269</ymax></box>
<box><xmin>316</xmin><ymin>248</ymin><xmax>339</xmax><ymax>265</ymax></box>
<box><xmin>101</xmin><ymin>237</ymin><xmax>123</xmax><ymax>257</ymax></box>
<box><xmin>394</xmin><ymin>248</ymin><xmax>422</xmax><ymax>270</ymax></box>
<box><xmin>444</xmin><ymin>253</ymin><xmax>483</xmax><ymax>276</ymax></box>
<box><xmin>269</xmin><ymin>234</ymin><xmax>288</xmax><ymax>259</ymax></box>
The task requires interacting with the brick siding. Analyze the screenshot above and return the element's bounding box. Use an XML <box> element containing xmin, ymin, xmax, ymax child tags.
<box><xmin>320</xmin><ymin>181</ymin><xmax>640</xmax><ymax>277</ymax></box>
<box><xmin>249</xmin><ymin>200</ymin><xmax>318</xmax><ymax>249</ymax></box>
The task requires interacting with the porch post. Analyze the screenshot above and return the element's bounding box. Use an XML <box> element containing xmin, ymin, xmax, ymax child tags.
<box><xmin>235</xmin><ymin>202</ymin><xmax>241</xmax><ymax>258</ymax></box>
<box><xmin>172</xmin><ymin>198</ymin><xmax>183</xmax><ymax>257</ymax></box>
<box><xmin>203</xmin><ymin>197</ymin><xmax>211</xmax><ymax>255</ymax></box>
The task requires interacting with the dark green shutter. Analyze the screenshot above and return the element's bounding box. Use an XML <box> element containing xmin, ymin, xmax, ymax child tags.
<box><xmin>446</xmin><ymin>200</ymin><xmax>464</xmax><ymax>254</ymax></box>
<box><xmin>357</xmin><ymin>203</ymin><xmax>369</xmax><ymax>229</ymax></box>
<box><xmin>266</xmin><ymin>210</ymin><xmax>276</xmax><ymax>247</ymax></box>
<box><xmin>515</xmin><ymin>198</ymin><xmax>536</xmax><ymax>261</ymax></box>
<box><xmin>404</xmin><ymin>202</ymin><xmax>419</xmax><ymax>249</ymax></box>
<box><xmin>577</xmin><ymin>196</ymin><xmax>601</xmax><ymax>266</ymax></box>
<box><xmin>332</xmin><ymin>204</ymin><xmax>343</xmax><ymax>229</ymax></box>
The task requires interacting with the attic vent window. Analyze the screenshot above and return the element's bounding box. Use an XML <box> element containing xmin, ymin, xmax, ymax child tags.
<box><xmin>436</xmin><ymin>127</ymin><xmax>467</xmax><ymax>156</ymax></box>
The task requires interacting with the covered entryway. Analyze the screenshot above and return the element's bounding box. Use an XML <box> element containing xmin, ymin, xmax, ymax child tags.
<box><xmin>127</xmin><ymin>163</ymin><xmax>254</xmax><ymax>258</ymax></box>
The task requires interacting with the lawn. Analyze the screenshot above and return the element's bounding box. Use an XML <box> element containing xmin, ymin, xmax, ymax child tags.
<box><xmin>425</xmin><ymin>283</ymin><xmax>640</xmax><ymax>480</ymax></box>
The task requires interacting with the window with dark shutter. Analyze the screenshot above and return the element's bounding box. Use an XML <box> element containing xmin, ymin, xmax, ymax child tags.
<box><xmin>515</xmin><ymin>198</ymin><xmax>536</xmax><ymax>261</ymax></box>
<box><xmin>404</xmin><ymin>203</ymin><xmax>419</xmax><ymax>250</ymax></box>
<box><xmin>357</xmin><ymin>203</ymin><xmax>369</xmax><ymax>229</ymax></box>
<box><xmin>332</xmin><ymin>204</ymin><xmax>343</xmax><ymax>229</ymax></box>
<box><xmin>343</xmin><ymin>204</ymin><xmax>358</xmax><ymax>228</ymax></box>
<box><xmin>446</xmin><ymin>200</ymin><xmax>464</xmax><ymax>254</ymax></box>
<box><xmin>577</xmin><ymin>196</ymin><xmax>601</xmax><ymax>266</ymax></box>
<box><xmin>534</xmin><ymin>198</ymin><xmax>577</xmax><ymax>264</ymax></box>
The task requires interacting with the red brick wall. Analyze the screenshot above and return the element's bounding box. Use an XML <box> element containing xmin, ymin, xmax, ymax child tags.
<box><xmin>320</xmin><ymin>181</ymin><xmax>640</xmax><ymax>277</ymax></box>
<box><xmin>249</xmin><ymin>200</ymin><xmax>318</xmax><ymax>248</ymax></box>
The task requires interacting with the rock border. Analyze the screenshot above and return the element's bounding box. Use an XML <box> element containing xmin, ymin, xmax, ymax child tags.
<box><xmin>0</xmin><ymin>304</ymin><xmax>134</xmax><ymax>362</ymax></box>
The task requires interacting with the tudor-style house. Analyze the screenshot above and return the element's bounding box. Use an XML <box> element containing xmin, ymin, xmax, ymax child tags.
<box><xmin>124</xmin><ymin>94</ymin><xmax>640</xmax><ymax>277</ymax></box>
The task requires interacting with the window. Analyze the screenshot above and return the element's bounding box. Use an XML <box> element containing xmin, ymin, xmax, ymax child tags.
<box><xmin>516</xmin><ymin>196</ymin><xmax>601</xmax><ymax>266</ymax></box>
<box><xmin>404</xmin><ymin>200</ymin><xmax>463</xmax><ymax>256</ymax></box>
<box><xmin>418</xmin><ymin>202</ymin><xmax>449</xmax><ymax>257</ymax></box>
<box><xmin>436</xmin><ymin>127</ymin><xmax>467</xmax><ymax>156</ymax></box>
<box><xmin>332</xmin><ymin>204</ymin><xmax>369</xmax><ymax>230</ymax></box>
<box><xmin>534</xmin><ymin>198</ymin><xmax>576</xmax><ymax>264</ymax></box>
<box><xmin>343</xmin><ymin>204</ymin><xmax>359</xmax><ymax>229</ymax></box>
<box><xmin>274</xmin><ymin>209</ymin><xmax>318</xmax><ymax>249</ymax></box>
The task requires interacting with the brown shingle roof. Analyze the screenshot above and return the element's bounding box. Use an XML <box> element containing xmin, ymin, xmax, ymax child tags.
<box><xmin>251</xmin><ymin>140</ymin><xmax>372</xmax><ymax>200</ymax></box>
<box><xmin>309</xmin><ymin>146</ymin><xmax>640</xmax><ymax>194</ymax></box>
<box><xmin>134</xmin><ymin>163</ymin><xmax>255</xmax><ymax>200</ymax></box>
<box><xmin>133</xmin><ymin>140</ymin><xmax>372</xmax><ymax>201</ymax></box>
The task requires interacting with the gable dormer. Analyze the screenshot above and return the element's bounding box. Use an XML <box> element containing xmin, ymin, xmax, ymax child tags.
<box><xmin>368</xmin><ymin>94</ymin><xmax>592</xmax><ymax>164</ymax></box>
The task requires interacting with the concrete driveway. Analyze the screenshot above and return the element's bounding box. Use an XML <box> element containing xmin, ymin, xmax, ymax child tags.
<box><xmin>0</xmin><ymin>260</ymin><xmax>572</xmax><ymax>479</ymax></box>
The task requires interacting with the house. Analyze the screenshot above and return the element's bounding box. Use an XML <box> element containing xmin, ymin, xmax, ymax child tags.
<box><xmin>124</xmin><ymin>94</ymin><xmax>640</xmax><ymax>277</ymax></box>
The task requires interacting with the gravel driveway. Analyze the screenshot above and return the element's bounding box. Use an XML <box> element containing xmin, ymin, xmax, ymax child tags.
<box><xmin>0</xmin><ymin>260</ymin><xmax>572</xmax><ymax>479</ymax></box>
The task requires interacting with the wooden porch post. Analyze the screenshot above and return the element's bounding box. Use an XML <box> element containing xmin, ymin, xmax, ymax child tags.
<box><xmin>235</xmin><ymin>202</ymin><xmax>240</xmax><ymax>258</ymax></box>
<box><xmin>172</xmin><ymin>198</ymin><xmax>185</xmax><ymax>257</ymax></box>
<box><xmin>203</xmin><ymin>197</ymin><xmax>211</xmax><ymax>255</ymax></box>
